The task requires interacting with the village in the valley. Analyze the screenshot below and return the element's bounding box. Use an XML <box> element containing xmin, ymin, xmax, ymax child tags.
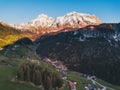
<box><xmin>43</xmin><ymin>58</ymin><xmax>109</xmax><ymax>90</ymax></box>
<box><xmin>9</xmin><ymin>44</ymin><xmax>114</xmax><ymax>90</ymax></box>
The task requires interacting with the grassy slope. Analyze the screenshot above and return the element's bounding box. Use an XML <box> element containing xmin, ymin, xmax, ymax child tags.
<box><xmin>97</xmin><ymin>79</ymin><xmax>120</xmax><ymax>90</ymax></box>
<box><xmin>0</xmin><ymin>50</ymin><xmax>44</xmax><ymax>90</ymax></box>
<box><xmin>0</xmin><ymin>39</ymin><xmax>41</xmax><ymax>90</ymax></box>
<box><xmin>67</xmin><ymin>73</ymin><xmax>92</xmax><ymax>90</ymax></box>
<box><xmin>0</xmin><ymin>42</ymin><xmax>62</xmax><ymax>90</ymax></box>
<box><xmin>0</xmin><ymin>64</ymin><xmax>40</xmax><ymax>90</ymax></box>
<box><xmin>66</xmin><ymin>73</ymin><xmax>120</xmax><ymax>90</ymax></box>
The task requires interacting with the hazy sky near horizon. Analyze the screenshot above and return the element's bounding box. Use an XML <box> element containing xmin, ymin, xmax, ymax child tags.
<box><xmin>0</xmin><ymin>0</ymin><xmax>119</xmax><ymax>24</ymax></box>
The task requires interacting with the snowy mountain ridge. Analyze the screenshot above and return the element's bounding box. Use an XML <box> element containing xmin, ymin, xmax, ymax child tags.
<box><xmin>11</xmin><ymin>11</ymin><xmax>101</xmax><ymax>35</ymax></box>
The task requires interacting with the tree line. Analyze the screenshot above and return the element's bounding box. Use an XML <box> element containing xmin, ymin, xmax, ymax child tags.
<box><xmin>17</xmin><ymin>62</ymin><xmax>63</xmax><ymax>90</ymax></box>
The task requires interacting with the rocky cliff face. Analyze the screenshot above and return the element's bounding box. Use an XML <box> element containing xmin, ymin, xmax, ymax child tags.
<box><xmin>51</xmin><ymin>12</ymin><xmax>101</xmax><ymax>29</ymax></box>
<box><xmin>11</xmin><ymin>12</ymin><xmax>101</xmax><ymax>37</ymax></box>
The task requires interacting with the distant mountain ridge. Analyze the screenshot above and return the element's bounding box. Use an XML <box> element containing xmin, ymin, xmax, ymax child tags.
<box><xmin>0</xmin><ymin>12</ymin><xmax>119</xmax><ymax>48</ymax></box>
<box><xmin>11</xmin><ymin>12</ymin><xmax>101</xmax><ymax>36</ymax></box>
<box><xmin>0</xmin><ymin>11</ymin><xmax>101</xmax><ymax>48</ymax></box>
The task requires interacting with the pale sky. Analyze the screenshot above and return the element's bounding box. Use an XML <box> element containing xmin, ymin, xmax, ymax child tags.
<box><xmin>0</xmin><ymin>0</ymin><xmax>119</xmax><ymax>24</ymax></box>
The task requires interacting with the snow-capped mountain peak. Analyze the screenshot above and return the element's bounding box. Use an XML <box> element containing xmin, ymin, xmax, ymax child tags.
<box><xmin>65</xmin><ymin>11</ymin><xmax>99</xmax><ymax>23</ymax></box>
<box><xmin>66</xmin><ymin>11</ymin><xmax>89</xmax><ymax>16</ymax></box>
<box><xmin>38</xmin><ymin>14</ymin><xmax>49</xmax><ymax>18</ymax></box>
<box><xmin>11</xmin><ymin>11</ymin><xmax>101</xmax><ymax>35</ymax></box>
<box><xmin>28</xmin><ymin>14</ymin><xmax>54</xmax><ymax>27</ymax></box>
<box><xmin>51</xmin><ymin>11</ymin><xmax>101</xmax><ymax>29</ymax></box>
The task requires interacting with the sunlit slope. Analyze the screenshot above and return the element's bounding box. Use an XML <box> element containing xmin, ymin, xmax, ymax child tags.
<box><xmin>0</xmin><ymin>21</ymin><xmax>30</xmax><ymax>47</ymax></box>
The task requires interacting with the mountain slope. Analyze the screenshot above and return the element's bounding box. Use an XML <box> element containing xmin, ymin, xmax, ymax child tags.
<box><xmin>0</xmin><ymin>21</ymin><xmax>26</xmax><ymax>48</ymax></box>
<box><xmin>36</xmin><ymin>23</ymin><xmax>120</xmax><ymax>85</ymax></box>
<box><xmin>0</xmin><ymin>20</ymin><xmax>35</xmax><ymax>48</ymax></box>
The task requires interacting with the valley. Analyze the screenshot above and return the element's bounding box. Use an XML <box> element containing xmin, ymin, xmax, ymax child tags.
<box><xmin>1</xmin><ymin>39</ymin><xmax>120</xmax><ymax>90</ymax></box>
<box><xmin>36</xmin><ymin>23</ymin><xmax>120</xmax><ymax>86</ymax></box>
<box><xmin>0</xmin><ymin>12</ymin><xmax>120</xmax><ymax>90</ymax></box>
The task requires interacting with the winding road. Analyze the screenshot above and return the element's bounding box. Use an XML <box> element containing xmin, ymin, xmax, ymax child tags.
<box><xmin>90</xmin><ymin>79</ymin><xmax>115</xmax><ymax>90</ymax></box>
